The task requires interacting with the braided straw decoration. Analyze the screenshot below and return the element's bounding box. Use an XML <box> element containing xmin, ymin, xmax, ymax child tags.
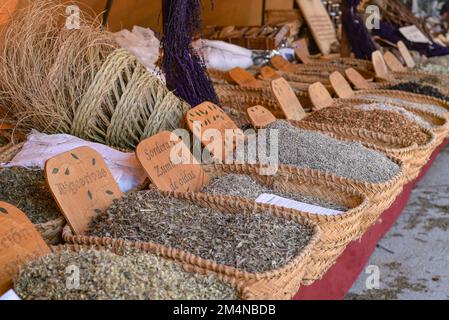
<box><xmin>0</xmin><ymin>142</ymin><xmax>66</xmax><ymax>245</ymax></box>
<box><xmin>63</xmin><ymin>192</ymin><xmax>322</xmax><ymax>300</ymax></box>
<box><xmin>71</xmin><ymin>49</ymin><xmax>189</xmax><ymax>149</ymax></box>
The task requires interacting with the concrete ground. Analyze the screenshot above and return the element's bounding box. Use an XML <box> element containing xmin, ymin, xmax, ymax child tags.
<box><xmin>347</xmin><ymin>144</ymin><xmax>449</xmax><ymax>300</ymax></box>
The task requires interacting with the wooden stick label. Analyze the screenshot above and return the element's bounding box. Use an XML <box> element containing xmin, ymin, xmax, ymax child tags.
<box><xmin>0</xmin><ymin>202</ymin><xmax>50</xmax><ymax>295</ymax></box>
<box><xmin>45</xmin><ymin>147</ymin><xmax>123</xmax><ymax>235</ymax></box>
<box><xmin>260</xmin><ymin>66</ymin><xmax>281</xmax><ymax>80</ymax></box>
<box><xmin>136</xmin><ymin>131</ymin><xmax>209</xmax><ymax>193</ymax></box>
<box><xmin>247</xmin><ymin>106</ymin><xmax>277</xmax><ymax>129</ymax></box>
<box><xmin>228</xmin><ymin>67</ymin><xmax>264</xmax><ymax>88</ymax></box>
<box><xmin>271</xmin><ymin>56</ymin><xmax>297</xmax><ymax>73</ymax></box>
<box><xmin>329</xmin><ymin>71</ymin><xmax>354</xmax><ymax>99</ymax></box>
<box><xmin>397</xmin><ymin>41</ymin><xmax>416</xmax><ymax>69</ymax></box>
<box><xmin>186</xmin><ymin>102</ymin><xmax>244</xmax><ymax>161</ymax></box>
<box><xmin>309</xmin><ymin>82</ymin><xmax>333</xmax><ymax>110</ymax></box>
<box><xmin>345</xmin><ymin>68</ymin><xmax>372</xmax><ymax>90</ymax></box>
<box><xmin>372</xmin><ymin>50</ymin><xmax>390</xmax><ymax>80</ymax></box>
<box><xmin>384</xmin><ymin>51</ymin><xmax>406</xmax><ymax>72</ymax></box>
<box><xmin>271</xmin><ymin>78</ymin><xmax>307</xmax><ymax>121</ymax></box>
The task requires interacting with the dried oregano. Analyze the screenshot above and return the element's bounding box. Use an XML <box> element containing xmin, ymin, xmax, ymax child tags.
<box><xmin>0</xmin><ymin>167</ymin><xmax>61</xmax><ymax>224</ymax></box>
<box><xmin>202</xmin><ymin>173</ymin><xmax>347</xmax><ymax>211</ymax></box>
<box><xmin>88</xmin><ymin>188</ymin><xmax>313</xmax><ymax>274</ymax></box>
<box><xmin>14</xmin><ymin>248</ymin><xmax>238</xmax><ymax>300</ymax></box>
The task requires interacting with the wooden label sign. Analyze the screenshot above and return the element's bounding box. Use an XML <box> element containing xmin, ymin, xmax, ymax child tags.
<box><xmin>0</xmin><ymin>202</ymin><xmax>50</xmax><ymax>295</ymax></box>
<box><xmin>372</xmin><ymin>50</ymin><xmax>390</xmax><ymax>80</ymax></box>
<box><xmin>308</xmin><ymin>82</ymin><xmax>333</xmax><ymax>110</ymax></box>
<box><xmin>260</xmin><ymin>66</ymin><xmax>281</xmax><ymax>80</ymax></box>
<box><xmin>271</xmin><ymin>78</ymin><xmax>306</xmax><ymax>121</ymax></box>
<box><xmin>397</xmin><ymin>41</ymin><xmax>416</xmax><ymax>69</ymax></box>
<box><xmin>329</xmin><ymin>71</ymin><xmax>354</xmax><ymax>99</ymax></box>
<box><xmin>247</xmin><ymin>106</ymin><xmax>277</xmax><ymax>129</ymax></box>
<box><xmin>136</xmin><ymin>131</ymin><xmax>209</xmax><ymax>193</ymax></box>
<box><xmin>45</xmin><ymin>147</ymin><xmax>123</xmax><ymax>235</ymax></box>
<box><xmin>384</xmin><ymin>51</ymin><xmax>406</xmax><ymax>72</ymax></box>
<box><xmin>228</xmin><ymin>67</ymin><xmax>264</xmax><ymax>88</ymax></box>
<box><xmin>186</xmin><ymin>102</ymin><xmax>244</xmax><ymax>161</ymax></box>
<box><xmin>271</xmin><ymin>56</ymin><xmax>297</xmax><ymax>73</ymax></box>
<box><xmin>295</xmin><ymin>47</ymin><xmax>312</xmax><ymax>64</ymax></box>
<box><xmin>345</xmin><ymin>68</ymin><xmax>372</xmax><ymax>90</ymax></box>
<box><xmin>0</xmin><ymin>123</ymin><xmax>13</xmax><ymax>130</ymax></box>
<box><xmin>296</xmin><ymin>0</ymin><xmax>338</xmax><ymax>55</ymax></box>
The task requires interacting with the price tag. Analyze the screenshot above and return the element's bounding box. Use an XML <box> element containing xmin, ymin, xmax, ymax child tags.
<box><xmin>372</xmin><ymin>50</ymin><xmax>390</xmax><ymax>80</ymax></box>
<box><xmin>0</xmin><ymin>202</ymin><xmax>50</xmax><ymax>295</ymax></box>
<box><xmin>45</xmin><ymin>147</ymin><xmax>123</xmax><ymax>235</ymax></box>
<box><xmin>228</xmin><ymin>67</ymin><xmax>264</xmax><ymax>88</ymax></box>
<box><xmin>397</xmin><ymin>41</ymin><xmax>416</xmax><ymax>69</ymax></box>
<box><xmin>136</xmin><ymin>131</ymin><xmax>209</xmax><ymax>193</ymax></box>
<box><xmin>399</xmin><ymin>25</ymin><xmax>431</xmax><ymax>44</ymax></box>
<box><xmin>247</xmin><ymin>106</ymin><xmax>277</xmax><ymax>129</ymax></box>
<box><xmin>271</xmin><ymin>56</ymin><xmax>297</xmax><ymax>73</ymax></box>
<box><xmin>308</xmin><ymin>82</ymin><xmax>333</xmax><ymax>110</ymax></box>
<box><xmin>186</xmin><ymin>102</ymin><xmax>244</xmax><ymax>161</ymax></box>
<box><xmin>329</xmin><ymin>71</ymin><xmax>354</xmax><ymax>99</ymax></box>
<box><xmin>271</xmin><ymin>78</ymin><xmax>306</xmax><ymax>121</ymax></box>
<box><xmin>294</xmin><ymin>47</ymin><xmax>312</xmax><ymax>64</ymax></box>
<box><xmin>345</xmin><ymin>68</ymin><xmax>372</xmax><ymax>90</ymax></box>
<box><xmin>383</xmin><ymin>51</ymin><xmax>406</xmax><ymax>72</ymax></box>
<box><xmin>260</xmin><ymin>66</ymin><xmax>281</xmax><ymax>80</ymax></box>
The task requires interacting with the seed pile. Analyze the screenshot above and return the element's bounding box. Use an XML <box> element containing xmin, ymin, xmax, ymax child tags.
<box><xmin>88</xmin><ymin>188</ymin><xmax>313</xmax><ymax>274</ymax></box>
<box><xmin>265</xmin><ymin>121</ymin><xmax>400</xmax><ymax>184</ymax></box>
<box><xmin>202</xmin><ymin>173</ymin><xmax>348</xmax><ymax>211</ymax></box>
<box><xmin>0</xmin><ymin>167</ymin><xmax>61</xmax><ymax>224</ymax></box>
<box><xmin>304</xmin><ymin>107</ymin><xmax>430</xmax><ymax>145</ymax></box>
<box><xmin>417</xmin><ymin>57</ymin><xmax>449</xmax><ymax>75</ymax></box>
<box><xmin>15</xmin><ymin>248</ymin><xmax>238</xmax><ymax>300</ymax></box>
<box><xmin>359</xmin><ymin>95</ymin><xmax>448</xmax><ymax>118</ymax></box>
<box><xmin>387</xmin><ymin>82</ymin><xmax>449</xmax><ymax>102</ymax></box>
<box><xmin>355</xmin><ymin>102</ymin><xmax>432</xmax><ymax>130</ymax></box>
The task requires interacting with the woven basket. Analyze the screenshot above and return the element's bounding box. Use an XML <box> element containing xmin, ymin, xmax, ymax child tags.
<box><xmin>63</xmin><ymin>191</ymin><xmax>322</xmax><ymax>300</ymax></box>
<box><xmin>50</xmin><ymin>244</ymin><xmax>249</xmax><ymax>300</ymax></box>
<box><xmin>353</xmin><ymin>89</ymin><xmax>449</xmax><ymax>144</ymax></box>
<box><xmin>0</xmin><ymin>142</ymin><xmax>66</xmax><ymax>245</ymax></box>
<box><xmin>200</xmin><ymin>163</ymin><xmax>373</xmax><ymax>284</ymax></box>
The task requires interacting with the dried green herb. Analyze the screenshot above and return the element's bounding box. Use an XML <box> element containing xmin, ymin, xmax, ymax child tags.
<box><xmin>0</xmin><ymin>167</ymin><xmax>61</xmax><ymax>224</ymax></box>
<box><xmin>88</xmin><ymin>188</ymin><xmax>313</xmax><ymax>274</ymax></box>
<box><xmin>15</xmin><ymin>248</ymin><xmax>238</xmax><ymax>300</ymax></box>
<box><xmin>202</xmin><ymin>173</ymin><xmax>347</xmax><ymax>211</ymax></box>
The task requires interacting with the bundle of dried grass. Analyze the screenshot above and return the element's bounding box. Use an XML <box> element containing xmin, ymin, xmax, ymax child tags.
<box><xmin>0</xmin><ymin>0</ymin><xmax>117</xmax><ymax>133</ymax></box>
<box><xmin>0</xmin><ymin>1</ymin><xmax>188</xmax><ymax>149</ymax></box>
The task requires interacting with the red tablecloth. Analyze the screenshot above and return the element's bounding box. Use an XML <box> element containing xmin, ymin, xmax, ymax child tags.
<box><xmin>294</xmin><ymin>138</ymin><xmax>449</xmax><ymax>300</ymax></box>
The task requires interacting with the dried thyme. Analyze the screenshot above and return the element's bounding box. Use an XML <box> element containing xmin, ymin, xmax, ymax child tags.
<box><xmin>202</xmin><ymin>173</ymin><xmax>347</xmax><ymax>211</ymax></box>
<box><xmin>0</xmin><ymin>167</ymin><xmax>61</xmax><ymax>224</ymax></box>
<box><xmin>265</xmin><ymin>121</ymin><xmax>400</xmax><ymax>184</ymax></box>
<box><xmin>88</xmin><ymin>188</ymin><xmax>314</xmax><ymax>274</ymax></box>
<box><xmin>15</xmin><ymin>248</ymin><xmax>238</xmax><ymax>300</ymax></box>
